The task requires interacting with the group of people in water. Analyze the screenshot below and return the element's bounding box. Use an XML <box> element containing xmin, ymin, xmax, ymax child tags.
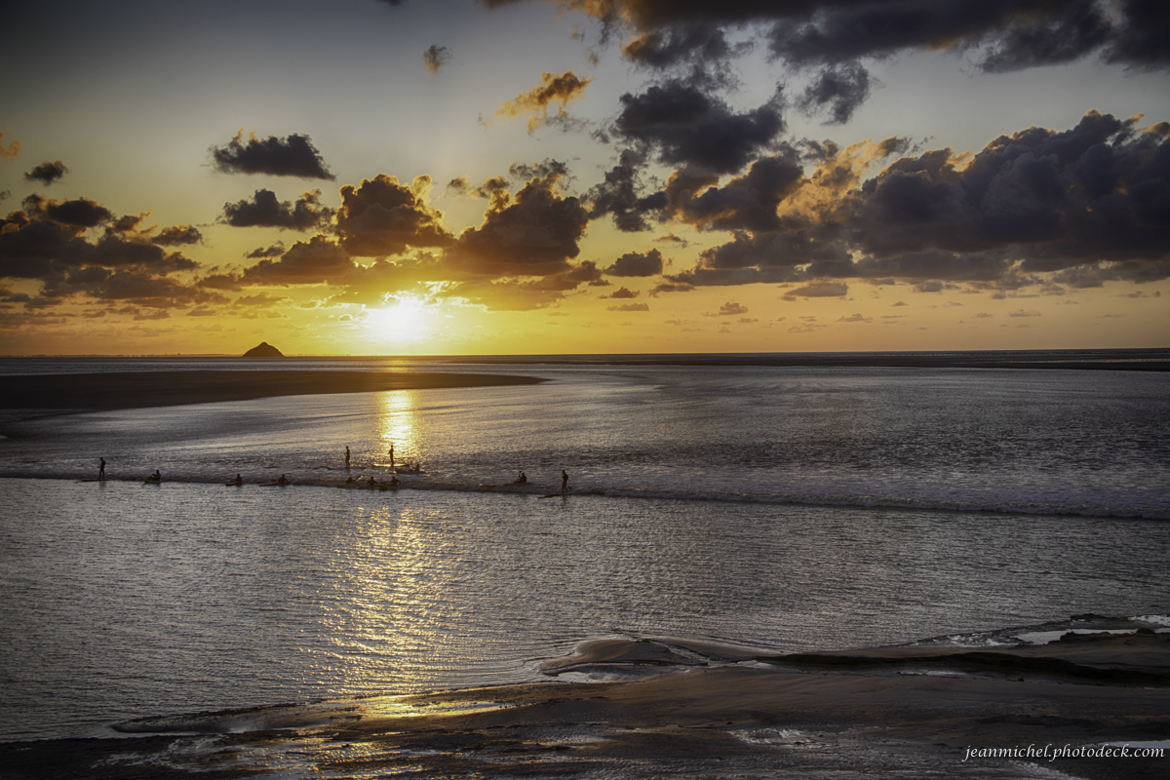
<box><xmin>103</xmin><ymin>446</ymin><xmax>572</xmax><ymax>494</ymax></box>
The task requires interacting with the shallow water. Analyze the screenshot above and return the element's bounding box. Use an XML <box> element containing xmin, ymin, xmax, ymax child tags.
<box><xmin>3</xmin><ymin>362</ymin><xmax>1169</xmax><ymax>518</ymax></box>
<box><xmin>2</xmin><ymin>477</ymin><xmax>1168</xmax><ymax>741</ymax></box>
<box><xmin>1</xmin><ymin>358</ymin><xmax>1169</xmax><ymax>742</ymax></box>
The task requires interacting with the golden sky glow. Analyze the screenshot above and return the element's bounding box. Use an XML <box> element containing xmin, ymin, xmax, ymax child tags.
<box><xmin>1</xmin><ymin>0</ymin><xmax>1168</xmax><ymax>355</ymax></box>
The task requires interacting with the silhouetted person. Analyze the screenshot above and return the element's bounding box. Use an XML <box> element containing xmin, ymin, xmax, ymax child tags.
<box><xmin>98</xmin><ymin>457</ymin><xmax>106</xmax><ymax>482</ymax></box>
<box><xmin>232</xmin><ymin>473</ymin><xmax>243</xmax><ymax>486</ymax></box>
<box><xmin>561</xmin><ymin>470</ymin><xmax>569</xmax><ymax>494</ymax></box>
<box><xmin>390</xmin><ymin>475</ymin><xmax>399</xmax><ymax>489</ymax></box>
<box><xmin>368</xmin><ymin>476</ymin><xmax>377</xmax><ymax>488</ymax></box>
<box><xmin>388</xmin><ymin>443</ymin><xmax>395</xmax><ymax>469</ymax></box>
<box><xmin>345</xmin><ymin>446</ymin><xmax>351</xmax><ymax>469</ymax></box>
<box><xmin>517</xmin><ymin>471</ymin><xmax>527</xmax><ymax>484</ymax></box>
<box><xmin>278</xmin><ymin>474</ymin><xmax>289</xmax><ymax>486</ymax></box>
<box><xmin>146</xmin><ymin>469</ymin><xmax>161</xmax><ymax>484</ymax></box>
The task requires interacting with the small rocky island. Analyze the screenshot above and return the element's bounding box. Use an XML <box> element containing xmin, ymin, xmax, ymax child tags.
<box><xmin>242</xmin><ymin>342</ymin><xmax>284</xmax><ymax>357</ymax></box>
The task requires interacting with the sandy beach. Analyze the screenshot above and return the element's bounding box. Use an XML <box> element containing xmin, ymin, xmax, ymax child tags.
<box><xmin>0</xmin><ymin>370</ymin><xmax>544</xmax><ymax>417</ymax></box>
<box><xmin>1</xmin><ymin>630</ymin><xmax>1166</xmax><ymax>778</ymax></box>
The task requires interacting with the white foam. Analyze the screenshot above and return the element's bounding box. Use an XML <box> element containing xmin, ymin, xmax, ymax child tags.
<box><xmin>1013</xmin><ymin>628</ymin><xmax>1136</xmax><ymax>646</ymax></box>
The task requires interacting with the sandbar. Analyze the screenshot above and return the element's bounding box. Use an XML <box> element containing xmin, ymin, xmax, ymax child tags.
<box><xmin>0</xmin><ymin>370</ymin><xmax>545</xmax><ymax>416</ymax></box>
<box><xmin>2</xmin><ymin>631</ymin><xmax>1166</xmax><ymax>778</ymax></box>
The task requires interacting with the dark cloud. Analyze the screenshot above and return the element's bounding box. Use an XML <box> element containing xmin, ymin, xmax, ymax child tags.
<box><xmin>152</xmin><ymin>225</ymin><xmax>203</xmax><ymax>246</ymax></box>
<box><xmin>245</xmin><ymin>243</ymin><xmax>286</xmax><ymax>258</ymax></box>
<box><xmin>88</xmin><ymin>233</ymin><xmax>197</xmax><ymax>273</ymax></box>
<box><xmin>86</xmin><ymin>271</ymin><xmax>222</xmax><ymax>307</ymax></box>
<box><xmin>662</xmin><ymin>112</ymin><xmax>1170</xmax><ymax>292</ymax></box>
<box><xmin>1105</xmin><ymin>0</ymin><xmax>1170</xmax><ymax>68</ymax></box>
<box><xmin>211</xmin><ymin>131</ymin><xmax>334</xmax><ymax>180</ymax></box>
<box><xmin>0</xmin><ymin>199</ymin><xmax>196</xmax><ymax>294</ymax></box>
<box><xmin>696</xmin><ymin>223</ymin><xmax>850</xmax><ymax>272</ymax></box>
<box><xmin>796</xmin><ymin>61</ymin><xmax>870</xmax><ymax>124</ymax></box>
<box><xmin>222</xmin><ymin>189</ymin><xmax>334</xmax><ymax>231</ymax></box>
<box><xmin>608</xmin><ymin>302</ymin><xmax>650</xmax><ymax>311</ymax></box>
<box><xmin>24</xmin><ymin>160</ymin><xmax>68</xmax><ymax>186</ymax></box>
<box><xmin>498</xmin><ymin>71</ymin><xmax>592</xmax><ymax>132</ymax></box>
<box><xmin>242</xmin><ymin>235</ymin><xmax>354</xmax><ymax>285</ymax></box>
<box><xmin>447</xmin><ymin>170</ymin><xmax>589</xmax><ymax>277</ymax></box>
<box><xmin>112</xmin><ymin>213</ymin><xmax>149</xmax><ymax>233</ymax></box>
<box><xmin>24</xmin><ymin>195</ymin><xmax>113</xmax><ymax>229</ymax></box>
<box><xmin>604</xmin><ymin>286</ymin><xmax>639</xmax><ymax>299</ymax></box>
<box><xmin>0</xmin><ymin>203</ymin><xmax>210</xmax><ymax>312</ymax></box>
<box><xmin>520</xmin><ymin>1</ymin><xmax>1168</xmax><ymax>123</ymax></box>
<box><xmin>587</xmin><ymin>148</ymin><xmax>668</xmax><ymax>231</ymax></box>
<box><xmin>336</xmin><ymin>175</ymin><xmax>452</xmax><ymax>256</ymax></box>
<box><xmin>979</xmin><ymin>1</ymin><xmax>1111</xmax><ymax>72</ymax></box>
<box><xmin>849</xmin><ymin>112</ymin><xmax>1170</xmax><ymax>273</ymax></box>
<box><xmin>612</xmin><ymin>80</ymin><xmax>785</xmax><ymax>173</ymax></box>
<box><xmin>605</xmin><ymin>247</ymin><xmax>663</xmax><ymax>276</ymax></box>
<box><xmin>423</xmin><ymin>44</ymin><xmax>452</xmax><ymax>73</ymax></box>
<box><xmin>509</xmin><ymin>159</ymin><xmax>570</xmax><ymax>182</ymax></box>
<box><xmin>668</xmin><ymin>148</ymin><xmax>804</xmax><ymax>231</ymax></box>
<box><xmin>621</xmin><ymin>24</ymin><xmax>749</xmax><ymax>88</ymax></box>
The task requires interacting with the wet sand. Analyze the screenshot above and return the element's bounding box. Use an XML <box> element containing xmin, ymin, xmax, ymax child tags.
<box><xmin>3</xmin><ymin>631</ymin><xmax>1166</xmax><ymax>778</ymax></box>
<box><xmin>0</xmin><ymin>370</ymin><xmax>545</xmax><ymax>417</ymax></box>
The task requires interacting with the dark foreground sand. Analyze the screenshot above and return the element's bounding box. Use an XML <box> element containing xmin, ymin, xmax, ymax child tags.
<box><xmin>0</xmin><ymin>370</ymin><xmax>544</xmax><ymax>416</ymax></box>
<box><xmin>2</xmin><ymin>631</ymin><xmax>1166</xmax><ymax>779</ymax></box>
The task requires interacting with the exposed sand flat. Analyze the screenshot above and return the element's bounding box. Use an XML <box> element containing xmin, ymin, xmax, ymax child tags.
<box><xmin>0</xmin><ymin>370</ymin><xmax>545</xmax><ymax>416</ymax></box>
<box><xmin>4</xmin><ymin>632</ymin><xmax>1166</xmax><ymax>778</ymax></box>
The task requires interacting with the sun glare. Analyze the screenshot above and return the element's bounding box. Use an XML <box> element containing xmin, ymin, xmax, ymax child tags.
<box><xmin>364</xmin><ymin>296</ymin><xmax>431</xmax><ymax>344</ymax></box>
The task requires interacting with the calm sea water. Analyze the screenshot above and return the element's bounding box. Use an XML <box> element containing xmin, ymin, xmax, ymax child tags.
<box><xmin>1</xmin><ymin>355</ymin><xmax>1168</xmax><ymax>741</ymax></box>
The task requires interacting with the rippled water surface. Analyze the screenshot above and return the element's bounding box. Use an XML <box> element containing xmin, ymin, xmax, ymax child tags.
<box><xmin>1</xmin><ymin>359</ymin><xmax>1169</xmax><ymax>741</ymax></box>
<box><xmin>3</xmin><ymin>478</ymin><xmax>1168</xmax><ymax>741</ymax></box>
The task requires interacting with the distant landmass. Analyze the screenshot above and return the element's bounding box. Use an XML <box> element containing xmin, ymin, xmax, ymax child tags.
<box><xmin>242</xmin><ymin>342</ymin><xmax>283</xmax><ymax>358</ymax></box>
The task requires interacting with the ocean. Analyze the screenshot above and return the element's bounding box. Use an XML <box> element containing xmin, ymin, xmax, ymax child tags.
<box><xmin>1</xmin><ymin>353</ymin><xmax>1168</xmax><ymax>758</ymax></box>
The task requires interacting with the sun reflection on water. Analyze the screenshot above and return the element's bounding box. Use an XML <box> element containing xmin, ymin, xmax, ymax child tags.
<box><xmin>323</xmin><ymin>503</ymin><xmax>458</xmax><ymax>694</ymax></box>
<box><xmin>377</xmin><ymin>390</ymin><xmax>419</xmax><ymax>467</ymax></box>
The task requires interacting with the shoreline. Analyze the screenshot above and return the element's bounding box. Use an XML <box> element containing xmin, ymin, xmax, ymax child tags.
<box><xmin>0</xmin><ymin>370</ymin><xmax>545</xmax><ymax>417</ymax></box>
<box><xmin>4</xmin><ymin>348</ymin><xmax>1170</xmax><ymax>372</ymax></box>
<box><xmin>2</xmin><ymin>630</ymin><xmax>1166</xmax><ymax>778</ymax></box>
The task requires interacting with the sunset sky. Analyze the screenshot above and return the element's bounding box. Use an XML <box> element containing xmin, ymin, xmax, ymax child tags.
<box><xmin>2</xmin><ymin>0</ymin><xmax>1168</xmax><ymax>356</ymax></box>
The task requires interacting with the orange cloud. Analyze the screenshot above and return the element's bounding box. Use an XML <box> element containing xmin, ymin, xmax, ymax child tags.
<box><xmin>0</xmin><ymin>132</ymin><xmax>19</xmax><ymax>160</ymax></box>
<box><xmin>497</xmin><ymin>71</ymin><xmax>592</xmax><ymax>132</ymax></box>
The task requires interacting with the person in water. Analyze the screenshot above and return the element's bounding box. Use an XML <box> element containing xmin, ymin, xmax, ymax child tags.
<box><xmin>146</xmin><ymin>469</ymin><xmax>161</xmax><ymax>483</ymax></box>
<box><xmin>517</xmin><ymin>471</ymin><xmax>527</xmax><ymax>484</ymax></box>
<box><xmin>345</xmin><ymin>446</ymin><xmax>351</xmax><ymax>469</ymax></box>
<box><xmin>388</xmin><ymin>443</ymin><xmax>395</xmax><ymax>469</ymax></box>
<box><xmin>232</xmin><ymin>473</ymin><xmax>243</xmax><ymax>486</ymax></box>
<box><xmin>278</xmin><ymin>474</ymin><xmax>289</xmax><ymax>486</ymax></box>
<box><xmin>98</xmin><ymin>457</ymin><xmax>106</xmax><ymax>482</ymax></box>
<box><xmin>561</xmin><ymin>470</ymin><xmax>569</xmax><ymax>494</ymax></box>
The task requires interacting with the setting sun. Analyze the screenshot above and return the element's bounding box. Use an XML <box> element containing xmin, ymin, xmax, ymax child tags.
<box><xmin>363</xmin><ymin>296</ymin><xmax>431</xmax><ymax>344</ymax></box>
